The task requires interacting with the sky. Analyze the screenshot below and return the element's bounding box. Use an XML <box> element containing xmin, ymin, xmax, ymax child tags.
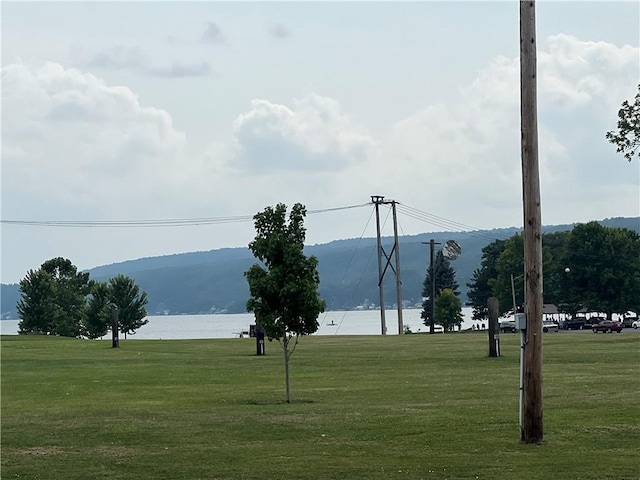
<box><xmin>2</xmin><ymin>1</ymin><xmax>639</xmax><ymax>285</ymax></box>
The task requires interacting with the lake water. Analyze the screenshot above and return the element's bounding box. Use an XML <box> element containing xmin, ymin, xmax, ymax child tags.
<box><xmin>0</xmin><ymin>307</ymin><xmax>481</xmax><ymax>339</ymax></box>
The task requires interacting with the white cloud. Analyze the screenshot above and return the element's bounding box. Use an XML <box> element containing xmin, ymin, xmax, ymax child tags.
<box><xmin>231</xmin><ymin>94</ymin><xmax>375</xmax><ymax>172</ymax></box>
<box><xmin>375</xmin><ymin>34</ymin><xmax>639</xmax><ymax>228</ymax></box>
<box><xmin>2</xmin><ymin>31</ymin><xmax>638</xmax><ymax>284</ymax></box>
<box><xmin>539</xmin><ymin>34</ymin><xmax>639</xmax><ymax>110</ymax></box>
<box><xmin>1</xmin><ymin>61</ymin><xmax>188</xmax><ymax>218</ymax></box>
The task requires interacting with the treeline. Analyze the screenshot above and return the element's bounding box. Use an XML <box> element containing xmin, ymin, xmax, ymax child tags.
<box><xmin>466</xmin><ymin>221</ymin><xmax>640</xmax><ymax>320</ymax></box>
<box><xmin>17</xmin><ymin>257</ymin><xmax>148</xmax><ymax>338</ymax></box>
<box><xmin>130</xmin><ymin>231</ymin><xmax>500</xmax><ymax>315</ymax></box>
<box><xmin>3</xmin><ymin>218</ymin><xmax>638</xmax><ymax>318</ymax></box>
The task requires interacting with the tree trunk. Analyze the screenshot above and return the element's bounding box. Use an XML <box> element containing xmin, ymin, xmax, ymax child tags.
<box><xmin>283</xmin><ymin>338</ymin><xmax>291</xmax><ymax>403</ymax></box>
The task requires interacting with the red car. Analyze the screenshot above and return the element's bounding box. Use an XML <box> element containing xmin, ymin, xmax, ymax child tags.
<box><xmin>592</xmin><ymin>320</ymin><xmax>623</xmax><ymax>333</ymax></box>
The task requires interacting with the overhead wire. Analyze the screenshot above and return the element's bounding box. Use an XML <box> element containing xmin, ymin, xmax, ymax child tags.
<box><xmin>321</xmin><ymin>207</ymin><xmax>377</xmax><ymax>334</ymax></box>
<box><xmin>395</xmin><ymin>203</ymin><xmax>515</xmax><ymax>243</ymax></box>
<box><xmin>1</xmin><ymin>203</ymin><xmax>371</xmax><ymax>228</ymax></box>
<box><xmin>7</xmin><ymin>199</ymin><xmax>617</xmax><ymax>262</ymax></box>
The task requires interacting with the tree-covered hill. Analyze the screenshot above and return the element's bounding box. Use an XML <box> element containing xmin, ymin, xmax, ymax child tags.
<box><xmin>2</xmin><ymin>217</ymin><xmax>638</xmax><ymax>318</ymax></box>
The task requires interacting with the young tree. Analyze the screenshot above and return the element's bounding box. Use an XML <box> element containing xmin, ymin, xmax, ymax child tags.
<box><xmin>421</xmin><ymin>250</ymin><xmax>459</xmax><ymax>329</ymax></box>
<box><xmin>245</xmin><ymin>203</ymin><xmax>326</xmax><ymax>403</ymax></box>
<box><xmin>109</xmin><ymin>275</ymin><xmax>148</xmax><ymax>339</ymax></box>
<box><xmin>84</xmin><ymin>281</ymin><xmax>111</xmax><ymax>339</ymax></box>
<box><xmin>17</xmin><ymin>257</ymin><xmax>90</xmax><ymax>337</ymax></box>
<box><xmin>606</xmin><ymin>84</ymin><xmax>640</xmax><ymax>162</ymax></box>
<box><xmin>435</xmin><ymin>288</ymin><xmax>463</xmax><ymax>332</ymax></box>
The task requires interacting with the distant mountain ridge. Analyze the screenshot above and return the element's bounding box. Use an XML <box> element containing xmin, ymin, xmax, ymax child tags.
<box><xmin>2</xmin><ymin>217</ymin><xmax>638</xmax><ymax>319</ymax></box>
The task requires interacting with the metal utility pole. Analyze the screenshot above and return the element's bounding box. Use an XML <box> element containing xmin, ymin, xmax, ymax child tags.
<box><xmin>520</xmin><ymin>0</ymin><xmax>544</xmax><ymax>444</ymax></box>
<box><xmin>511</xmin><ymin>272</ymin><xmax>526</xmax><ymax>437</ymax></box>
<box><xmin>371</xmin><ymin>196</ymin><xmax>403</xmax><ymax>335</ymax></box>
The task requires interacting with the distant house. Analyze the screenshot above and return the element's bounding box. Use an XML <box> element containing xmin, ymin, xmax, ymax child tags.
<box><xmin>543</xmin><ymin>304</ymin><xmax>562</xmax><ymax>323</ymax></box>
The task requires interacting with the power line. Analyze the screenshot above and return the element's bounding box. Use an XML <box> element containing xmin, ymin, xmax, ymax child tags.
<box><xmin>394</xmin><ymin>203</ymin><xmax>514</xmax><ymax>243</ymax></box>
<box><xmin>321</xmin><ymin>206</ymin><xmax>377</xmax><ymax>333</ymax></box>
<box><xmin>0</xmin><ymin>203</ymin><xmax>371</xmax><ymax>228</ymax></box>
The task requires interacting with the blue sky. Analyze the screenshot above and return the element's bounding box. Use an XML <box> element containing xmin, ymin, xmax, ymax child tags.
<box><xmin>2</xmin><ymin>1</ymin><xmax>639</xmax><ymax>284</ymax></box>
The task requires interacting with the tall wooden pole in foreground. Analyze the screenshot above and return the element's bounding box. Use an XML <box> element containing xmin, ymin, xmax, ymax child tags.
<box><xmin>520</xmin><ymin>0</ymin><xmax>544</xmax><ymax>443</ymax></box>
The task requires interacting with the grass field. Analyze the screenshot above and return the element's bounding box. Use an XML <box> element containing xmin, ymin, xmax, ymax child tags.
<box><xmin>2</xmin><ymin>331</ymin><xmax>639</xmax><ymax>480</ymax></box>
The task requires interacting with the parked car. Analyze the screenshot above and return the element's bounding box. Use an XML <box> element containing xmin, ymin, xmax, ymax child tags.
<box><xmin>585</xmin><ymin>316</ymin><xmax>606</xmax><ymax>328</ymax></box>
<box><xmin>632</xmin><ymin>320</ymin><xmax>640</xmax><ymax>329</ymax></box>
<box><xmin>500</xmin><ymin>320</ymin><xmax>517</xmax><ymax>333</ymax></box>
<box><xmin>592</xmin><ymin>320</ymin><xmax>623</xmax><ymax>333</ymax></box>
<box><xmin>565</xmin><ymin>318</ymin><xmax>586</xmax><ymax>330</ymax></box>
<box><xmin>542</xmin><ymin>322</ymin><xmax>559</xmax><ymax>333</ymax></box>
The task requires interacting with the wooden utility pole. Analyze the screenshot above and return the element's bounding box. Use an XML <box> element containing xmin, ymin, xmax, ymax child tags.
<box><xmin>371</xmin><ymin>196</ymin><xmax>404</xmax><ymax>335</ymax></box>
<box><xmin>420</xmin><ymin>239</ymin><xmax>441</xmax><ymax>335</ymax></box>
<box><xmin>520</xmin><ymin>0</ymin><xmax>544</xmax><ymax>443</ymax></box>
<box><xmin>391</xmin><ymin>202</ymin><xmax>404</xmax><ymax>334</ymax></box>
<box><xmin>372</xmin><ymin>196</ymin><xmax>387</xmax><ymax>335</ymax></box>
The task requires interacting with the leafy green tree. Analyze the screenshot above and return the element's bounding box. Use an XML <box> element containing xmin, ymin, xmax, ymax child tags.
<box><xmin>84</xmin><ymin>281</ymin><xmax>111</xmax><ymax>339</ymax></box>
<box><xmin>17</xmin><ymin>269</ymin><xmax>58</xmax><ymax>334</ymax></box>
<box><xmin>606</xmin><ymin>84</ymin><xmax>640</xmax><ymax>162</ymax></box>
<box><xmin>565</xmin><ymin>222</ymin><xmax>640</xmax><ymax>319</ymax></box>
<box><xmin>109</xmin><ymin>275</ymin><xmax>148</xmax><ymax>339</ymax></box>
<box><xmin>435</xmin><ymin>288</ymin><xmax>463</xmax><ymax>332</ymax></box>
<box><xmin>466</xmin><ymin>239</ymin><xmax>505</xmax><ymax>320</ymax></box>
<box><xmin>421</xmin><ymin>250</ymin><xmax>459</xmax><ymax>330</ymax></box>
<box><xmin>467</xmin><ymin>232</ymin><xmax>575</xmax><ymax>317</ymax></box>
<box><xmin>539</xmin><ymin>231</ymin><xmax>573</xmax><ymax>312</ymax></box>
<box><xmin>467</xmin><ymin>226</ymin><xmax>639</xmax><ymax>320</ymax></box>
<box><xmin>17</xmin><ymin>257</ymin><xmax>90</xmax><ymax>337</ymax></box>
<box><xmin>492</xmin><ymin>234</ymin><xmax>525</xmax><ymax>316</ymax></box>
<box><xmin>245</xmin><ymin>203</ymin><xmax>326</xmax><ymax>403</ymax></box>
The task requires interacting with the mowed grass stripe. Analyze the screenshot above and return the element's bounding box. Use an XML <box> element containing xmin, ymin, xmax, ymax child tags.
<box><xmin>2</xmin><ymin>333</ymin><xmax>638</xmax><ymax>479</ymax></box>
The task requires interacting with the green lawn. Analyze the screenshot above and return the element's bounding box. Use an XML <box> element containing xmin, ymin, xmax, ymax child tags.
<box><xmin>2</xmin><ymin>332</ymin><xmax>639</xmax><ymax>480</ymax></box>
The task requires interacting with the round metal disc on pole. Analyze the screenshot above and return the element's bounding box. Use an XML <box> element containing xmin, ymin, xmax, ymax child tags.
<box><xmin>442</xmin><ymin>240</ymin><xmax>462</xmax><ymax>260</ymax></box>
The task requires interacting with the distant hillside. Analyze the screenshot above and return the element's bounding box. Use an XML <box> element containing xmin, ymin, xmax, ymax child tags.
<box><xmin>2</xmin><ymin>217</ymin><xmax>638</xmax><ymax>318</ymax></box>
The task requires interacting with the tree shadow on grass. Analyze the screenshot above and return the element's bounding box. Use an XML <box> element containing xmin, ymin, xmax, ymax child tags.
<box><xmin>243</xmin><ymin>398</ymin><xmax>317</xmax><ymax>405</ymax></box>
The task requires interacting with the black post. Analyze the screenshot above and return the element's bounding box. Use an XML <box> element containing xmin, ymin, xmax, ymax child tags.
<box><xmin>430</xmin><ymin>239</ymin><xmax>436</xmax><ymax>334</ymax></box>
<box><xmin>255</xmin><ymin>324</ymin><xmax>265</xmax><ymax>356</ymax></box>
<box><xmin>488</xmin><ymin>297</ymin><xmax>500</xmax><ymax>357</ymax></box>
<box><xmin>111</xmin><ymin>304</ymin><xmax>119</xmax><ymax>348</ymax></box>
